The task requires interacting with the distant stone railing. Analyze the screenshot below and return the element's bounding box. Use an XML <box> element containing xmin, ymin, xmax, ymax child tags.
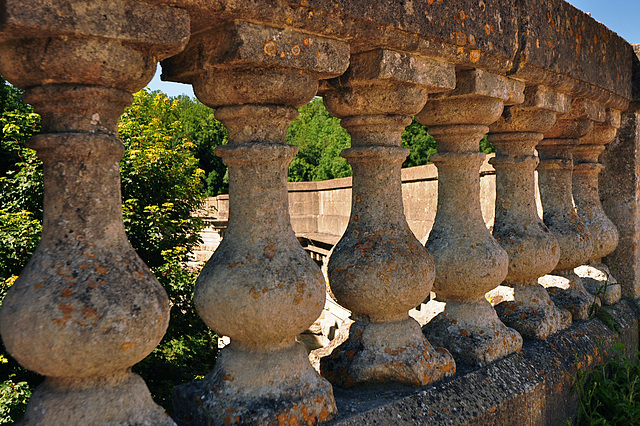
<box><xmin>197</xmin><ymin>158</ymin><xmax>498</xmax><ymax>265</ymax></box>
<box><xmin>1</xmin><ymin>0</ymin><xmax>640</xmax><ymax>424</ymax></box>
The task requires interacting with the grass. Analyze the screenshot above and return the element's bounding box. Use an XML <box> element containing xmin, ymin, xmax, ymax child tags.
<box><xmin>572</xmin><ymin>343</ymin><xmax>640</xmax><ymax>425</ymax></box>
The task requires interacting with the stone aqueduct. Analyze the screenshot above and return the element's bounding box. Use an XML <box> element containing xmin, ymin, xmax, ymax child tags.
<box><xmin>2</xmin><ymin>0</ymin><xmax>640</xmax><ymax>424</ymax></box>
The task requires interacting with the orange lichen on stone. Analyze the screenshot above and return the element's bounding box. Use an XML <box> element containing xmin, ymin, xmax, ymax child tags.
<box><xmin>264</xmin><ymin>41</ymin><xmax>277</xmax><ymax>56</ymax></box>
<box><xmin>264</xmin><ymin>242</ymin><xmax>276</xmax><ymax>258</ymax></box>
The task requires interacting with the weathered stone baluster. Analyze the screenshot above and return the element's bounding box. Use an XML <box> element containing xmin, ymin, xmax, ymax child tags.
<box><xmin>537</xmin><ymin>98</ymin><xmax>605</xmax><ymax>319</ymax></box>
<box><xmin>319</xmin><ymin>49</ymin><xmax>456</xmax><ymax>387</ymax></box>
<box><xmin>164</xmin><ymin>22</ymin><xmax>349</xmax><ymax>424</ymax></box>
<box><xmin>0</xmin><ymin>1</ymin><xmax>189</xmax><ymax>424</ymax></box>
<box><xmin>573</xmin><ymin>109</ymin><xmax>622</xmax><ymax>305</ymax></box>
<box><xmin>417</xmin><ymin>69</ymin><xmax>523</xmax><ymax>365</ymax></box>
<box><xmin>489</xmin><ymin>86</ymin><xmax>572</xmax><ymax>339</ymax></box>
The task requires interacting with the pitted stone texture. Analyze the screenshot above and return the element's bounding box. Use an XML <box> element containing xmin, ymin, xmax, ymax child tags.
<box><xmin>600</xmin><ymin>112</ymin><xmax>640</xmax><ymax>299</ymax></box>
<box><xmin>423</xmin><ymin>300</ymin><xmax>522</xmax><ymax>367</ymax></box>
<box><xmin>165</xmin><ymin>0</ymin><xmax>632</xmax><ymax>109</ymax></box>
<box><xmin>423</xmin><ymin>150</ymin><xmax>509</xmax><ymax>301</ymax></box>
<box><xmin>0</xmin><ymin>1</ymin><xmax>189</xmax><ymax>93</ymax></box>
<box><xmin>196</xmin><ymin>142</ymin><xmax>326</xmax><ymax>346</ymax></box>
<box><xmin>322</xmin><ymin>52</ymin><xmax>454</xmax><ymax>386</ymax></box>
<box><xmin>163</xmin><ymin>21</ymin><xmax>349</xmax><ymax>88</ymax></box>
<box><xmin>173</xmin><ymin>343</ymin><xmax>335</xmax><ymax>426</ymax></box>
<box><xmin>324</xmin><ymin>51</ymin><xmax>454</xmax><ymax>118</ymax></box>
<box><xmin>536</xmin><ymin>155</ymin><xmax>592</xmax><ymax>273</ymax></box>
<box><xmin>540</xmin><ymin>272</ymin><xmax>596</xmax><ymax>321</ymax></box>
<box><xmin>0</xmin><ymin>5</ymin><xmax>186</xmax><ymax>417</ymax></box>
<box><xmin>495</xmin><ymin>286</ymin><xmax>571</xmax><ymax>340</ymax></box>
<box><xmin>516</xmin><ymin>0</ymin><xmax>632</xmax><ymax>108</ymax></box>
<box><xmin>488</xmin><ymin>92</ymin><xmax>571</xmax><ymax>340</ymax></box>
<box><xmin>537</xmin><ymin>99</ymin><xmax>605</xmax><ymax>319</ymax></box>
<box><xmin>321</xmin><ymin>300</ymin><xmax>638</xmax><ymax>425</ymax></box>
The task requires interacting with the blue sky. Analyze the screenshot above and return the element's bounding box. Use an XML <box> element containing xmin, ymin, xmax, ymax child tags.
<box><xmin>147</xmin><ymin>1</ymin><xmax>639</xmax><ymax>98</ymax></box>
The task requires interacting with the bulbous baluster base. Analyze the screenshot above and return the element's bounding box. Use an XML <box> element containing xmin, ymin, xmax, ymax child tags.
<box><xmin>423</xmin><ymin>300</ymin><xmax>522</xmax><ymax>366</ymax></box>
<box><xmin>539</xmin><ymin>271</ymin><xmax>598</xmax><ymax>320</ymax></box>
<box><xmin>495</xmin><ymin>285</ymin><xmax>571</xmax><ymax>340</ymax></box>
<box><xmin>19</xmin><ymin>372</ymin><xmax>172</xmax><ymax>426</ymax></box>
<box><xmin>575</xmin><ymin>263</ymin><xmax>621</xmax><ymax>305</ymax></box>
<box><xmin>173</xmin><ymin>342</ymin><xmax>336</xmax><ymax>425</ymax></box>
<box><xmin>320</xmin><ymin>318</ymin><xmax>454</xmax><ymax>387</ymax></box>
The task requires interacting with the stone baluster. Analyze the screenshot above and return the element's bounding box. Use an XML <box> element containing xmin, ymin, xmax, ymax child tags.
<box><xmin>537</xmin><ymin>98</ymin><xmax>605</xmax><ymax>319</ymax></box>
<box><xmin>573</xmin><ymin>109</ymin><xmax>622</xmax><ymax>305</ymax></box>
<box><xmin>163</xmin><ymin>22</ymin><xmax>349</xmax><ymax>424</ymax></box>
<box><xmin>0</xmin><ymin>1</ymin><xmax>189</xmax><ymax>424</ymax></box>
<box><xmin>488</xmin><ymin>86</ymin><xmax>572</xmax><ymax>339</ymax></box>
<box><xmin>319</xmin><ymin>49</ymin><xmax>456</xmax><ymax>387</ymax></box>
<box><xmin>416</xmin><ymin>69</ymin><xmax>524</xmax><ymax>365</ymax></box>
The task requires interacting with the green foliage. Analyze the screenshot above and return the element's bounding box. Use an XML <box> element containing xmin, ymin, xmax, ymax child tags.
<box><xmin>0</xmin><ymin>80</ymin><xmax>43</xmax><ymax>281</ymax></box>
<box><xmin>587</xmin><ymin>280</ymin><xmax>621</xmax><ymax>333</ymax></box>
<box><xmin>573</xmin><ymin>343</ymin><xmax>640</xmax><ymax>425</ymax></box>
<box><xmin>118</xmin><ymin>90</ymin><xmax>206</xmax><ymax>268</ymax></box>
<box><xmin>286</xmin><ymin>100</ymin><xmax>491</xmax><ymax>179</ymax></box>
<box><xmin>171</xmin><ymin>96</ymin><xmax>229</xmax><ymax>196</ymax></box>
<box><xmin>0</xmin><ymin>354</ymin><xmax>31</xmax><ymax>424</ymax></box>
<box><xmin>0</xmin><ymin>211</ymin><xmax>42</xmax><ymax>279</ymax></box>
<box><xmin>287</xmin><ymin>97</ymin><xmax>351</xmax><ymax>182</ymax></box>
<box><xmin>133</xmin><ymin>248</ymin><xmax>217</xmax><ymax>413</ymax></box>
<box><xmin>480</xmin><ymin>135</ymin><xmax>494</xmax><ymax>154</ymax></box>
<box><xmin>401</xmin><ymin>118</ymin><xmax>437</xmax><ymax>167</ymax></box>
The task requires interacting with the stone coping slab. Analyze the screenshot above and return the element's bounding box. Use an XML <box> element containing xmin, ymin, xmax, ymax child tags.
<box><xmin>320</xmin><ymin>299</ymin><xmax>638</xmax><ymax>425</ymax></box>
<box><xmin>164</xmin><ymin>0</ymin><xmax>633</xmax><ymax>108</ymax></box>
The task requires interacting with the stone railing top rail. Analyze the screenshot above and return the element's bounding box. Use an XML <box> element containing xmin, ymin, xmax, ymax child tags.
<box><xmin>162</xmin><ymin>0</ymin><xmax>636</xmax><ymax>110</ymax></box>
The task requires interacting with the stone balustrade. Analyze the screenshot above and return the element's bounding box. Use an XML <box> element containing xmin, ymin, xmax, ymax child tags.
<box><xmin>1</xmin><ymin>0</ymin><xmax>639</xmax><ymax>424</ymax></box>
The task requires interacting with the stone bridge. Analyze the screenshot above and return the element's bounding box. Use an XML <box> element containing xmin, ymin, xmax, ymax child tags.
<box><xmin>2</xmin><ymin>0</ymin><xmax>640</xmax><ymax>424</ymax></box>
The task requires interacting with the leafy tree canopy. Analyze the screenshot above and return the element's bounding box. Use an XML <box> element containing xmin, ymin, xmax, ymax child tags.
<box><xmin>118</xmin><ymin>90</ymin><xmax>207</xmax><ymax>268</ymax></box>
<box><xmin>287</xmin><ymin>97</ymin><xmax>352</xmax><ymax>182</ymax></box>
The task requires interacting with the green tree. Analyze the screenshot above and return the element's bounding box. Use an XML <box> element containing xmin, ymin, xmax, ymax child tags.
<box><xmin>118</xmin><ymin>90</ymin><xmax>206</xmax><ymax>268</ymax></box>
<box><xmin>287</xmin><ymin>97</ymin><xmax>351</xmax><ymax>181</ymax></box>
<box><xmin>401</xmin><ymin>118</ymin><xmax>437</xmax><ymax>167</ymax></box>
<box><xmin>0</xmin><ymin>87</ymin><xmax>218</xmax><ymax>418</ymax></box>
<box><xmin>117</xmin><ymin>90</ymin><xmax>217</xmax><ymax>410</ymax></box>
<box><xmin>0</xmin><ymin>79</ymin><xmax>43</xmax><ymax>280</ymax></box>
<box><xmin>171</xmin><ymin>96</ymin><xmax>229</xmax><ymax>196</ymax></box>
<box><xmin>0</xmin><ymin>78</ymin><xmax>41</xmax><ymax>423</ymax></box>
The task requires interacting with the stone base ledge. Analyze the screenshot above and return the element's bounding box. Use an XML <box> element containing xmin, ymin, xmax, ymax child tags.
<box><xmin>322</xmin><ymin>299</ymin><xmax>638</xmax><ymax>425</ymax></box>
